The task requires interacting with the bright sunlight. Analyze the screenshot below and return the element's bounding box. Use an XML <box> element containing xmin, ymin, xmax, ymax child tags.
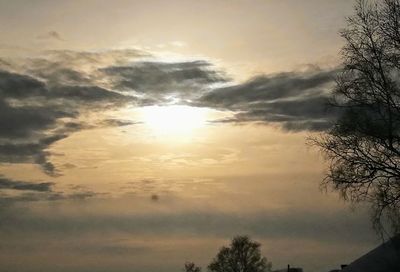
<box><xmin>139</xmin><ymin>105</ymin><xmax>209</xmax><ymax>138</ymax></box>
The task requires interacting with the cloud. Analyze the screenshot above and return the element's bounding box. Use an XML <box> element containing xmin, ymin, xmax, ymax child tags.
<box><xmin>37</xmin><ymin>31</ymin><xmax>64</xmax><ymax>41</ymax></box>
<box><xmin>0</xmin><ymin>99</ymin><xmax>71</xmax><ymax>139</ymax></box>
<box><xmin>0</xmin><ymin>134</ymin><xmax>69</xmax><ymax>176</ymax></box>
<box><xmin>213</xmin><ymin>96</ymin><xmax>339</xmax><ymax>131</ymax></box>
<box><xmin>48</xmin><ymin>85</ymin><xmax>130</xmax><ymax>103</ymax></box>
<box><xmin>35</xmin><ymin>67</ymin><xmax>91</xmax><ymax>85</ymax></box>
<box><xmin>0</xmin><ymin>191</ymin><xmax>100</xmax><ymax>207</ymax></box>
<box><xmin>0</xmin><ymin>175</ymin><xmax>101</xmax><ymax>208</ymax></box>
<box><xmin>198</xmin><ymin>69</ymin><xmax>339</xmax><ymax>131</ymax></box>
<box><xmin>0</xmin><ymin>69</ymin><xmax>48</xmax><ymax>98</ymax></box>
<box><xmin>0</xmin><ymin>68</ymin><xmax>131</xmax><ymax>104</ymax></box>
<box><xmin>100</xmin><ymin>119</ymin><xmax>138</xmax><ymax>127</ymax></box>
<box><xmin>0</xmin><ymin>53</ymin><xmax>137</xmax><ymax>175</ymax></box>
<box><xmin>0</xmin><ymin>176</ymin><xmax>54</xmax><ymax>192</ymax></box>
<box><xmin>102</xmin><ymin>60</ymin><xmax>227</xmax><ymax>103</ymax></box>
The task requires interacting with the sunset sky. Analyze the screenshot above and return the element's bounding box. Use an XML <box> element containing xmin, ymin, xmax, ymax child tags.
<box><xmin>0</xmin><ymin>1</ymin><xmax>381</xmax><ymax>272</ymax></box>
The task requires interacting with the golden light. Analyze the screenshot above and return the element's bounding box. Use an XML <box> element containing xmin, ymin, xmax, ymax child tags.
<box><xmin>139</xmin><ymin>105</ymin><xmax>209</xmax><ymax>138</ymax></box>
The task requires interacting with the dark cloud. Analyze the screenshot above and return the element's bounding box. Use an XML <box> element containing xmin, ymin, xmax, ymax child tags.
<box><xmin>214</xmin><ymin>96</ymin><xmax>340</xmax><ymax>131</ymax></box>
<box><xmin>56</xmin><ymin>122</ymin><xmax>91</xmax><ymax>134</ymax></box>
<box><xmin>0</xmin><ymin>67</ymin><xmax>130</xmax><ymax>104</ymax></box>
<box><xmin>198</xmin><ymin>69</ymin><xmax>339</xmax><ymax>131</ymax></box>
<box><xmin>37</xmin><ymin>31</ymin><xmax>64</xmax><ymax>41</ymax></box>
<box><xmin>102</xmin><ymin>60</ymin><xmax>227</xmax><ymax>103</ymax></box>
<box><xmin>100</xmin><ymin>119</ymin><xmax>138</xmax><ymax>127</ymax></box>
<box><xmin>199</xmin><ymin>70</ymin><xmax>336</xmax><ymax>108</ymax></box>
<box><xmin>0</xmin><ymin>176</ymin><xmax>100</xmax><ymax>208</ymax></box>
<box><xmin>34</xmin><ymin>152</ymin><xmax>61</xmax><ymax>177</ymax></box>
<box><xmin>0</xmin><ymin>83</ymin><xmax>130</xmax><ymax>176</ymax></box>
<box><xmin>0</xmin><ymin>191</ymin><xmax>99</xmax><ymax>208</ymax></box>
<box><xmin>0</xmin><ymin>59</ymin><xmax>135</xmax><ymax>175</ymax></box>
<box><xmin>0</xmin><ymin>176</ymin><xmax>54</xmax><ymax>192</ymax></box>
<box><xmin>0</xmin><ymin>69</ymin><xmax>48</xmax><ymax>98</ymax></box>
<box><xmin>48</xmin><ymin>85</ymin><xmax>130</xmax><ymax>103</ymax></box>
<box><xmin>0</xmin><ymin>134</ymin><xmax>68</xmax><ymax>176</ymax></box>
<box><xmin>0</xmin><ymin>99</ymin><xmax>74</xmax><ymax>139</ymax></box>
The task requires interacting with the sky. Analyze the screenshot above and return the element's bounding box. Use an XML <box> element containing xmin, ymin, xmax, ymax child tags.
<box><xmin>0</xmin><ymin>1</ymin><xmax>382</xmax><ymax>272</ymax></box>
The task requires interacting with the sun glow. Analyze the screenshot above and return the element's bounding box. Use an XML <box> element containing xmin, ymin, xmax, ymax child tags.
<box><xmin>140</xmin><ymin>105</ymin><xmax>209</xmax><ymax>138</ymax></box>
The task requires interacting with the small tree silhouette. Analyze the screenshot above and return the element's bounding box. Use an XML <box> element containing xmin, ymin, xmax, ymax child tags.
<box><xmin>208</xmin><ymin>236</ymin><xmax>272</xmax><ymax>272</ymax></box>
<box><xmin>184</xmin><ymin>262</ymin><xmax>201</xmax><ymax>272</ymax></box>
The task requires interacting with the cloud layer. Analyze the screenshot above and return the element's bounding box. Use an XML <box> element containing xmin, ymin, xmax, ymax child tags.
<box><xmin>0</xmin><ymin>49</ymin><xmax>339</xmax><ymax>176</ymax></box>
<box><xmin>197</xmin><ymin>69</ymin><xmax>339</xmax><ymax>131</ymax></box>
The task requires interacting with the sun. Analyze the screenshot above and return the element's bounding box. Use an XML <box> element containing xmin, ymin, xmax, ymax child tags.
<box><xmin>139</xmin><ymin>105</ymin><xmax>209</xmax><ymax>138</ymax></box>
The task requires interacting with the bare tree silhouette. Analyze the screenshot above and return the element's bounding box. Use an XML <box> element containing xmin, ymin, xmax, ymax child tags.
<box><xmin>312</xmin><ymin>0</ymin><xmax>400</xmax><ymax>236</ymax></box>
<box><xmin>208</xmin><ymin>236</ymin><xmax>272</xmax><ymax>272</ymax></box>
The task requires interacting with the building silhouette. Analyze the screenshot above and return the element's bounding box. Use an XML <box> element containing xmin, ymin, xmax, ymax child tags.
<box><xmin>339</xmin><ymin>235</ymin><xmax>400</xmax><ymax>272</ymax></box>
